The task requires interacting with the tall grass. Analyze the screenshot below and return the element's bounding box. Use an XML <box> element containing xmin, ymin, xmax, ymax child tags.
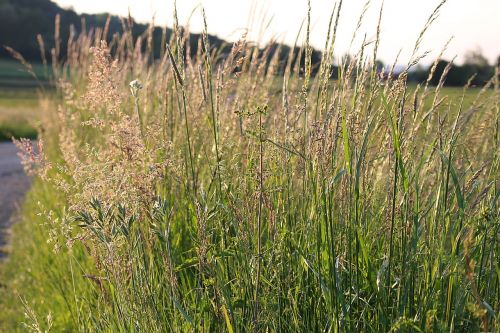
<box><xmin>1</xmin><ymin>1</ymin><xmax>499</xmax><ymax>332</ymax></box>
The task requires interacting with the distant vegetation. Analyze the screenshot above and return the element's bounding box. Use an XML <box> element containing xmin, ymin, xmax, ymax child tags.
<box><xmin>0</xmin><ymin>0</ymin><xmax>322</xmax><ymax>74</ymax></box>
<box><xmin>408</xmin><ymin>50</ymin><xmax>498</xmax><ymax>87</ymax></box>
<box><xmin>0</xmin><ymin>0</ymin><xmax>497</xmax><ymax>86</ymax></box>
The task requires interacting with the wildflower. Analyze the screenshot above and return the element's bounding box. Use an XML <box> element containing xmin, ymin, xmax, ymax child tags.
<box><xmin>129</xmin><ymin>79</ymin><xmax>143</xmax><ymax>97</ymax></box>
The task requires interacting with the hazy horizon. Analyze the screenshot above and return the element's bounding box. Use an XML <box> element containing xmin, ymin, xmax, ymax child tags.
<box><xmin>54</xmin><ymin>0</ymin><xmax>499</xmax><ymax>66</ymax></box>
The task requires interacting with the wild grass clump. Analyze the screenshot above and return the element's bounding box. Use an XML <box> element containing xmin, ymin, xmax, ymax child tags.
<box><xmin>2</xmin><ymin>1</ymin><xmax>499</xmax><ymax>331</ymax></box>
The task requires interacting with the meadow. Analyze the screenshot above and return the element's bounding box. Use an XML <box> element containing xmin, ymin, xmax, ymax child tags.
<box><xmin>0</xmin><ymin>2</ymin><xmax>498</xmax><ymax>332</ymax></box>
<box><xmin>0</xmin><ymin>90</ymin><xmax>39</xmax><ymax>141</ymax></box>
<box><xmin>0</xmin><ymin>59</ymin><xmax>50</xmax><ymax>140</ymax></box>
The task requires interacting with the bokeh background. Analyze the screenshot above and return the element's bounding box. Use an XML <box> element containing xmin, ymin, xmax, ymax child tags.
<box><xmin>0</xmin><ymin>0</ymin><xmax>499</xmax><ymax>140</ymax></box>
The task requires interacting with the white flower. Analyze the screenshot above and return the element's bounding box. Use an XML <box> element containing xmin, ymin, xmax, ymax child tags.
<box><xmin>129</xmin><ymin>79</ymin><xmax>143</xmax><ymax>97</ymax></box>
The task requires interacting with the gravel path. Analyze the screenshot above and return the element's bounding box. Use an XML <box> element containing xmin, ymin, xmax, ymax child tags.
<box><xmin>0</xmin><ymin>142</ymin><xmax>30</xmax><ymax>258</ymax></box>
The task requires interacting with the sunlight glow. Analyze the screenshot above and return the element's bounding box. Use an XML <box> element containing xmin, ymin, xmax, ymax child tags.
<box><xmin>53</xmin><ymin>0</ymin><xmax>500</xmax><ymax>65</ymax></box>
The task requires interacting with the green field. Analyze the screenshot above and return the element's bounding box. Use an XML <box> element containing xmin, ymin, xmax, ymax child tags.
<box><xmin>0</xmin><ymin>88</ymin><xmax>39</xmax><ymax>141</ymax></box>
<box><xmin>0</xmin><ymin>59</ymin><xmax>49</xmax><ymax>87</ymax></box>
<box><xmin>0</xmin><ymin>59</ymin><xmax>51</xmax><ymax>140</ymax></box>
<box><xmin>0</xmin><ymin>79</ymin><xmax>486</xmax><ymax>143</ymax></box>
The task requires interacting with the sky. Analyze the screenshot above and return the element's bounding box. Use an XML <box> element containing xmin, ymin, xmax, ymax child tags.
<box><xmin>53</xmin><ymin>0</ymin><xmax>500</xmax><ymax>66</ymax></box>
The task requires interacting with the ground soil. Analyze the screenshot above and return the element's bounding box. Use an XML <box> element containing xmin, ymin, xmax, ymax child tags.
<box><xmin>0</xmin><ymin>142</ymin><xmax>29</xmax><ymax>258</ymax></box>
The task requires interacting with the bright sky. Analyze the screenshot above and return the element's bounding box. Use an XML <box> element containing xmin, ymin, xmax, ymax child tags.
<box><xmin>54</xmin><ymin>0</ymin><xmax>500</xmax><ymax>66</ymax></box>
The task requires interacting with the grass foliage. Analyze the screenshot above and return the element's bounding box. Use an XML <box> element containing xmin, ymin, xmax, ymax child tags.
<box><xmin>1</xmin><ymin>1</ymin><xmax>499</xmax><ymax>332</ymax></box>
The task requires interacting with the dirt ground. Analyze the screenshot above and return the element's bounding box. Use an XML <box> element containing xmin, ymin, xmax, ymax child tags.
<box><xmin>0</xmin><ymin>142</ymin><xmax>29</xmax><ymax>258</ymax></box>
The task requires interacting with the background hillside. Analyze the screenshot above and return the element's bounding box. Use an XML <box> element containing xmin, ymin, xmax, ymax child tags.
<box><xmin>0</xmin><ymin>0</ymin><xmax>497</xmax><ymax>86</ymax></box>
<box><xmin>0</xmin><ymin>0</ymin><xmax>323</xmax><ymax>73</ymax></box>
<box><xmin>0</xmin><ymin>0</ymin><xmax>222</xmax><ymax>61</ymax></box>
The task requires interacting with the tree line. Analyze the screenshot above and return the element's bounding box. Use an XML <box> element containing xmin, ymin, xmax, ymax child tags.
<box><xmin>407</xmin><ymin>50</ymin><xmax>498</xmax><ymax>87</ymax></box>
<box><xmin>0</xmin><ymin>0</ymin><xmax>497</xmax><ymax>86</ymax></box>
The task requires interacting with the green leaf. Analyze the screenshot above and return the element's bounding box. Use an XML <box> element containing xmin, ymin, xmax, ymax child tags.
<box><xmin>221</xmin><ymin>305</ymin><xmax>234</xmax><ymax>333</ymax></box>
